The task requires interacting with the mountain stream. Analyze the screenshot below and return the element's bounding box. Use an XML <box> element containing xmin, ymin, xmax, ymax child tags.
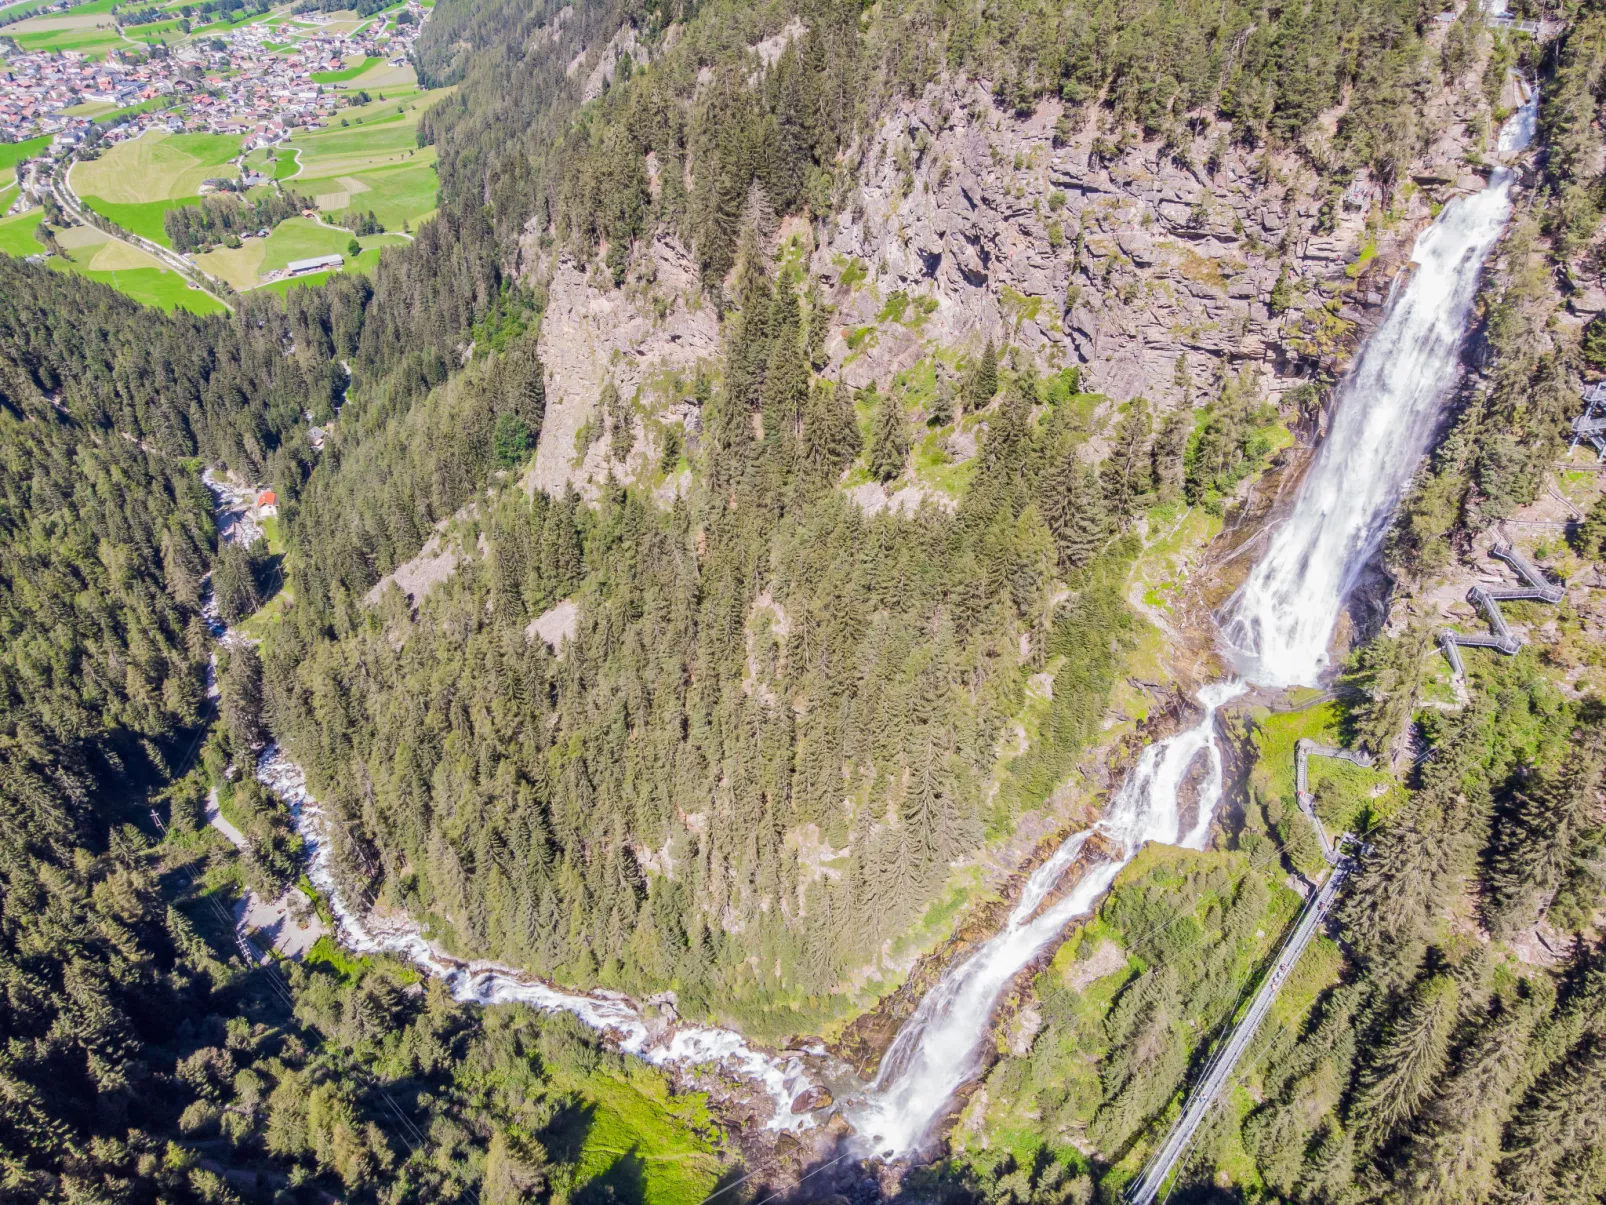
<box><xmin>234</xmin><ymin>86</ymin><xmax>1537</xmax><ymax>1159</ymax></box>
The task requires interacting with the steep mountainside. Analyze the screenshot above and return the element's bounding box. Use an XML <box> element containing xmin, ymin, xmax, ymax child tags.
<box><xmin>4</xmin><ymin>0</ymin><xmax>1606</xmax><ymax>1202</ymax></box>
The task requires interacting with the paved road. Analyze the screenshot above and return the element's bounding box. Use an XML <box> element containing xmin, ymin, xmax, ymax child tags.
<box><xmin>50</xmin><ymin>163</ymin><xmax>235</xmax><ymax>310</ymax></box>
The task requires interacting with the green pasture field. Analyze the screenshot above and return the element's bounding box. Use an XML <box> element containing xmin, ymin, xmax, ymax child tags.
<box><xmin>255</xmin><ymin>265</ymin><xmax>331</xmax><ymax>294</ymax></box>
<box><xmin>75</xmin><ymin>130</ymin><xmax>242</xmax><ymax>202</ymax></box>
<box><xmin>76</xmin><ymin>194</ymin><xmax>196</xmax><ymax>244</ymax></box>
<box><xmin>192</xmin><ymin>217</ymin><xmax>403</xmax><ymax>288</ymax></box>
<box><xmin>283</xmin><ymin>86</ymin><xmax>447</xmax><ymax>229</ymax></box>
<box><xmin>255</xmin><ymin>215</ymin><xmax>347</xmax><ymax>270</ymax></box>
<box><xmin>0</xmin><ymin>206</ymin><xmax>44</xmax><ymax>256</ymax></box>
<box><xmin>312</xmin><ymin>53</ymin><xmax>379</xmax><ymax>82</ymax></box>
<box><xmin>5</xmin><ymin>21</ymin><xmax>125</xmax><ymax>55</ymax></box>
<box><xmin>305</xmin><ymin>157</ymin><xmax>436</xmax><ymax>230</ymax></box>
<box><xmin>5</xmin><ymin>216</ymin><xmax>225</xmax><ymax>313</ymax></box>
<box><xmin>0</xmin><ymin>136</ymin><xmax>50</xmax><ymax>173</ymax></box>
<box><xmin>73</xmin><ymin>130</ymin><xmax>241</xmax><ymax>244</ymax></box>
<box><xmin>53</xmin><ymin>259</ymin><xmax>226</xmax><ymax>312</ymax></box>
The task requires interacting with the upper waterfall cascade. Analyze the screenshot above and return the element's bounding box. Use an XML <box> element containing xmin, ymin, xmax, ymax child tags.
<box><xmin>840</xmin><ymin>86</ymin><xmax>1539</xmax><ymax>1157</ymax></box>
<box><xmin>1221</xmin><ymin>85</ymin><xmax>1537</xmax><ymax>687</ymax></box>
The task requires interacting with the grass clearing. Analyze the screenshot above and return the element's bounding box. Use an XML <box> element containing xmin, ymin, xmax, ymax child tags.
<box><xmin>8</xmin><ymin>214</ymin><xmax>222</xmax><ymax>313</ymax></box>
<box><xmin>75</xmin><ymin>195</ymin><xmax>198</xmax><ymax>245</ymax></box>
<box><xmin>0</xmin><ymin>134</ymin><xmax>49</xmax><ymax>173</ymax></box>
<box><xmin>0</xmin><ymin>207</ymin><xmax>44</xmax><ymax>257</ymax></box>
<box><xmin>344</xmin><ymin>58</ymin><xmax>416</xmax><ymax>88</ymax></box>
<box><xmin>51</xmin><ymin>255</ymin><xmax>226</xmax><ymax>313</ymax></box>
<box><xmin>191</xmin><ymin>237</ymin><xmax>267</xmax><ymax>289</ymax></box>
<box><xmin>193</xmin><ymin>219</ymin><xmax>403</xmax><ymax>288</ymax></box>
<box><xmin>545</xmin><ymin>1062</ymin><xmax>725</xmax><ymax>1205</ymax></box>
<box><xmin>255</xmin><ymin>267</ymin><xmax>335</xmax><ymax>295</ymax></box>
<box><xmin>7</xmin><ymin>21</ymin><xmax>124</xmax><ymax>54</ymax></box>
<box><xmin>280</xmin><ymin>84</ymin><xmax>448</xmax><ymax>228</ymax></box>
<box><xmin>73</xmin><ymin>129</ymin><xmax>242</xmax><ymax>204</ymax></box>
<box><xmin>312</xmin><ymin>53</ymin><xmax>381</xmax><ymax>82</ymax></box>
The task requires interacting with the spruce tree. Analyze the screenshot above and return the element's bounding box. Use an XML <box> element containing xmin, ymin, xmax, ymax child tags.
<box><xmin>219</xmin><ymin>645</ymin><xmax>267</xmax><ymax>751</ymax></box>
<box><xmin>214</xmin><ymin>539</ymin><xmax>264</xmax><ymax>625</ymax></box>
<box><xmin>968</xmin><ymin>338</ymin><xmax>999</xmax><ymax>408</ymax></box>
<box><xmin>867</xmin><ymin>384</ymin><xmax>909</xmax><ymax>482</ymax></box>
<box><xmin>1151</xmin><ymin>407</ymin><xmax>1192</xmax><ymax>501</ymax></box>
<box><xmin>762</xmin><ymin>284</ymin><xmax>809</xmax><ymax>448</ymax></box>
<box><xmin>1355</xmin><ymin>974</ymin><xmax>1461</xmax><ymax>1134</ymax></box>
<box><xmin>1573</xmin><ymin>493</ymin><xmax>1606</xmax><ymax>558</ymax></box>
<box><xmin>1100</xmin><ymin>398</ymin><xmax>1153</xmax><ymax>526</ymax></box>
<box><xmin>1485</xmin><ymin>722</ymin><xmax>1606</xmax><ymax>938</ymax></box>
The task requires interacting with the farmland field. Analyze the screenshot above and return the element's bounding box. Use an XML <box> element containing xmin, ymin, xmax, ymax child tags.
<box><xmin>312</xmin><ymin>53</ymin><xmax>381</xmax><ymax>82</ymax></box>
<box><xmin>0</xmin><ymin>205</ymin><xmax>43</xmax><ymax>256</ymax></box>
<box><xmin>255</xmin><ymin>267</ymin><xmax>333</xmax><ymax>295</ymax></box>
<box><xmin>74</xmin><ymin>131</ymin><xmax>242</xmax><ymax>203</ymax></box>
<box><xmin>5</xmin><ymin>218</ymin><xmax>226</xmax><ymax>312</ymax></box>
<box><xmin>1</xmin><ymin>0</ymin><xmax>130</xmax><ymax>56</ymax></box>
<box><xmin>282</xmin><ymin>83</ymin><xmax>447</xmax><ymax>230</ymax></box>
<box><xmin>80</xmin><ymin>195</ymin><xmax>201</xmax><ymax>244</ymax></box>
<box><xmin>72</xmin><ymin>130</ymin><xmax>241</xmax><ymax>244</ymax></box>
<box><xmin>0</xmin><ymin>134</ymin><xmax>49</xmax><ymax>174</ymax></box>
<box><xmin>192</xmin><ymin>217</ymin><xmax>405</xmax><ymax>289</ymax></box>
<box><xmin>4</xmin><ymin>21</ymin><xmax>125</xmax><ymax>55</ymax></box>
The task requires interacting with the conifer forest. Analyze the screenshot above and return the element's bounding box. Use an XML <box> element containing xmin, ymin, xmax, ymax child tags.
<box><xmin>2</xmin><ymin>1</ymin><xmax>1606</xmax><ymax>1204</ymax></box>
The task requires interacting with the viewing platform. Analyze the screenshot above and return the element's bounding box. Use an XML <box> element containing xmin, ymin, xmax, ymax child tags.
<box><xmin>1440</xmin><ymin>541</ymin><xmax>1565</xmax><ymax>678</ymax></box>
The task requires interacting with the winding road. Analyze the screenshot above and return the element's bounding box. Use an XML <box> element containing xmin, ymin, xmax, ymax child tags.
<box><xmin>50</xmin><ymin>160</ymin><xmax>235</xmax><ymax>311</ymax></box>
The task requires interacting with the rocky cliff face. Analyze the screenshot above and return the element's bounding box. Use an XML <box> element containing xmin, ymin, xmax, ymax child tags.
<box><xmin>524</xmin><ymin>36</ymin><xmax>1507</xmax><ymax>503</ymax></box>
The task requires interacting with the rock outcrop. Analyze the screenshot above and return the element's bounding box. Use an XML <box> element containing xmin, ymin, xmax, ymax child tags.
<box><xmin>523</xmin><ymin>233</ymin><xmax>718</xmax><ymax>499</ymax></box>
<box><xmin>523</xmin><ymin>48</ymin><xmax>1504</xmax><ymax>503</ymax></box>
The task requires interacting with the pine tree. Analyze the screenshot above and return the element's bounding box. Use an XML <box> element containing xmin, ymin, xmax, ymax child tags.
<box><xmin>1485</xmin><ymin>721</ymin><xmax>1606</xmax><ymax>938</ymax></box>
<box><xmin>1354</xmin><ymin>974</ymin><xmax>1461</xmax><ymax>1133</ymax></box>
<box><xmin>1497</xmin><ymin>1036</ymin><xmax>1606</xmax><ymax>1203</ymax></box>
<box><xmin>761</xmin><ymin>284</ymin><xmax>809</xmax><ymax>450</ymax></box>
<box><xmin>1039</xmin><ymin>449</ymin><xmax>1106</xmax><ymax>572</ymax></box>
<box><xmin>219</xmin><ymin>645</ymin><xmax>267</xmax><ymax>751</ymax></box>
<box><xmin>1387</xmin><ymin>1000</ymin><xmax>1540</xmax><ymax>1205</ymax></box>
<box><xmin>867</xmin><ymin>384</ymin><xmax>908</xmax><ymax>482</ymax></box>
<box><xmin>1151</xmin><ymin>407</ymin><xmax>1192</xmax><ymax>501</ymax></box>
<box><xmin>928</xmin><ymin>377</ymin><xmax>957</xmax><ymax>426</ymax></box>
<box><xmin>1573</xmin><ymin>493</ymin><xmax>1606</xmax><ymax>558</ymax></box>
<box><xmin>214</xmin><ymin>539</ymin><xmax>264</xmax><ymax>625</ymax></box>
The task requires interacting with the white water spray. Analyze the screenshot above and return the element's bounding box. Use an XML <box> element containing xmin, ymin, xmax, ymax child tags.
<box><xmin>1221</xmin><ymin>87</ymin><xmax>1538</xmax><ymax>687</ymax></box>
<box><xmin>256</xmin><ymin>750</ymin><xmax>826</xmax><ymax>1130</ymax></box>
<box><xmin>226</xmin><ymin>88</ymin><xmax>1539</xmax><ymax>1164</ymax></box>
<box><xmin>849</xmin><ymin>89</ymin><xmax>1539</xmax><ymax>1157</ymax></box>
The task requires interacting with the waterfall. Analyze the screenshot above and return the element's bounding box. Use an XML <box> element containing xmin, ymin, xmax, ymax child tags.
<box><xmin>1221</xmin><ymin>86</ymin><xmax>1538</xmax><ymax>687</ymax></box>
<box><xmin>845</xmin><ymin>683</ymin><xmax>1244</xmax><ymax>1157</ymax></box>
<box><xmin>845</xmin><ymin>89</ymin><xmax>1538</xmax><ymax>1158</ymax></box>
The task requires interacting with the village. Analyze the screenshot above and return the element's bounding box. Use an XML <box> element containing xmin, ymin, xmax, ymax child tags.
<box><xmin>0</xmin><ymin>0</ymin><xmax>423</xmax><ymax>151</ymax></box>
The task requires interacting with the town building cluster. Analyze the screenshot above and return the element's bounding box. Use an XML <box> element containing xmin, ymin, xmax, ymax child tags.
<box><xmin>1</xmin><ymin>0</ymin><xmax>422</xmax><ymax>148</ymax></box>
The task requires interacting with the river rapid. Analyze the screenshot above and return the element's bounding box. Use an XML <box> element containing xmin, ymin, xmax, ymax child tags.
<box><xmin>223</xmin><ymin>85</ymin><xmax>1537</xmax><ymax>1162</ymax></box>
